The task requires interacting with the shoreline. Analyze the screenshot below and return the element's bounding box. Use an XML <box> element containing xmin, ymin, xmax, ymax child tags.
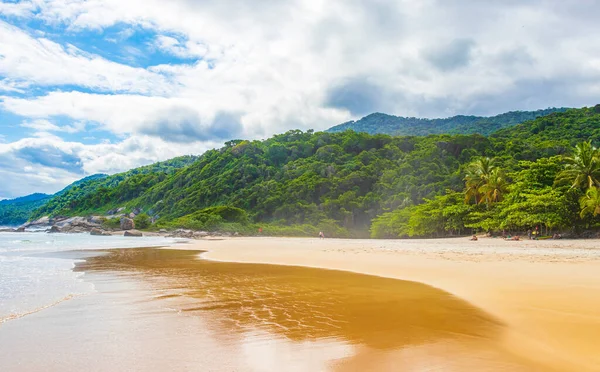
<box><xmin>190</xmin><ymin>236</ymin><xmax>600</xmax><ymax>371</ymax></box>
<box><xmin>4</xmin><ymin>235</ymin><xmax>600</xmax><ymax>370</ymax></box>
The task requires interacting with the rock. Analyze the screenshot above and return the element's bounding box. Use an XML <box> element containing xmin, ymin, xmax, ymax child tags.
<box><xmin>132</xmin><ymin>207</ymin><xmax>143</xmax><ymax>215</ymax></box>
<box><xmin>23</xmin><ymin>216</ymin><xmax>51</xmax><ymax>228</ymax></box>
<box><xmin>16</xmin><ymin>227</ymin><xmax>25</xmax><ymax>232</ymax></box>
<box><xmin>90</xmin><ymin>228</ymin><xmax>104</xmax><ymax>236</ymax></box>
<box><xmin>88</xmin><ymin>216</ymin><xmax>105</xmax><ymax>225</ymax></box>
<box><xmin>120</xmin><ymin>217</ymin><xmax>135</xmax><ymax>230</ymax></box>
<box><xmin>129</xmin><ymin>212</ymin><xmax>136</xmax><ymax>218</ymax></box>
<box><xmin>106</xmin><ymin>208</ymin><xmax>118</xmax><ymax>215</ymax></box>
<box><xmin>159</xmin><ymin>229</ymin><xmax>168</xmax><ymax>234</ymax></box>
<box><xmin>0</xmin><ymin>228</ymin><xmax>15</xmax><ymax>232</ymax></box>
<box><xmin>193</xmin><ymin>231</ymin><xmax>209</xmax><ymax>238</ymax></box>
<box><xmin>116</xmin><ymin>207</ymin><xmax>126</xmax><ymax>213</ymax></box>
<box><xmin>124</xmin><ymin>230</ymin><xmax>143</xmax><ymax>237</ymax></box>
<box><xmin>54</xmin><ymin>216</ymin><xmax>102</xmax><ymax>233</ymax></box>
<box><xmin>47</xmin><ymin>226</ymin><xmax>61</xmax><ymax>233</ymax></box>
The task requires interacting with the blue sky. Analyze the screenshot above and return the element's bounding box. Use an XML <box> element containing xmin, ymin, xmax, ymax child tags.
<box><xmin>1</xmin><ymin>0</ymin><xmax>600</xmax><ymax>199</ymax></box>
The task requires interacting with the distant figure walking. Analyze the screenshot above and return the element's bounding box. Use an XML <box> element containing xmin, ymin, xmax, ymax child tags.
<box><xmin>319</xmin><ymin>231</ymin><xmax>325</xmax><ymax>239</ymax></box>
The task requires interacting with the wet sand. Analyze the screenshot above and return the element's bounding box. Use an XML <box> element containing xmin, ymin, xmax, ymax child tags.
<box><xmin>196</xmin><ymin>237</ymin><xmax>600</xmax><ymax>371</ymax></box>
<box><xmin>2</xmin><ymin>237</ymin><xmax>600</xmax><ymax>371</ymax></box>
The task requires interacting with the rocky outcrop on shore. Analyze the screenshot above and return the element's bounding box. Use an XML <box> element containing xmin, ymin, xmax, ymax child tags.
<box><xmin>13</xmin><ymin>213</ymin><xmax>241</xmax><ymax>239</ymax></box>
<box><xmin>120</xmin><ymin>217</ymin><xmax>135</xmax><ymax>230</ymax></box>
<box><xmin>124</xmin><ymin>230</ymin><xmax>143</xmax><ymax>237</ymax></box>
<box><xmin>90</xmin><ymin>228</ymin><xmax>112</xmax><ymax>236</ymax></box>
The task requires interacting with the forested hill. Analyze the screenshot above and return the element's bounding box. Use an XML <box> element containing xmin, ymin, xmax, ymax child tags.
<box><xmin>327</xmin><ymin>108</ymin><xmax>567</xmax><ymax>136</ymax></box>
<box><xmin>0</xmin><ymin>193</ymin><xmax>51</xmax><ymax>226</ymax></box>
<box><xmin>30</xmin><ymin>155</ymin><xmax>198</xmax><ymax>220</ymax></box>
<box><xmin>26</xmin><ymin>105</ymin><xmax>600</xmax><ymax>238</ymax></box>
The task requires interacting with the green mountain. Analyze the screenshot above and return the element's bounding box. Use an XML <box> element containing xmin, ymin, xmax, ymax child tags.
<box><xmin>327</xmin><ymin>108</ymin><xmax>568</xmax><ymax>136</ymax></box>
<box><xmin>0</xmin><ymin>193</ymin><xmax>51</xmax><ymax>226</ymax></box>
<box><xmin>30</xmin><ymin>155</ymin><xmax>198</xmax><ymax>220</ymax></box>
<box><xmin>27</xmin><ymin>105</ymin><xmax>600</xmax><ymax>238</ymax></box>
<box><xmin>0</xmin><ymin>175</ymin><xmax>113</xmax><ymax>225</ymax></box>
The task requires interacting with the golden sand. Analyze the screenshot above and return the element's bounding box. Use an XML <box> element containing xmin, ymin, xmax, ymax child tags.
<box><xmin>190</xmin><ymin>237</ymin><xmax>600</xmax><ymax>371</ymax></box>
<box><xmin>72</xmin><ymin>244</ymin><xmax>585</xmax><ymax>371</ymax></box>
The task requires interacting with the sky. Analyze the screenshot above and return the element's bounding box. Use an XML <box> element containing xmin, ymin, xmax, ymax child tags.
<box><xmin>0</xmin><ymin>0</ymin><xmax>599</xmax><ymax>199</ymax></box>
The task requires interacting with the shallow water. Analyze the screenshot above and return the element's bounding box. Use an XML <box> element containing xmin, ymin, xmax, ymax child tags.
<box><xmin>0</xmin><ymin>232</ymin><xmax>179</xmax><ymax>322</ymax></box>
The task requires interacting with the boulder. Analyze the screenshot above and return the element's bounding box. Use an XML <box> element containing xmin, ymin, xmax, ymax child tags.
<box><xmin>23</xmin><ymin>216</ymin><xmax>51</xmax><ymax>228</ymax></box>
<box><xmin>120</xmin><ymin>217</ymin><xmax>135</xmax><ymax>230</ymax></box>
<box><xmin>90</xmin><ymin>228</ymin><xmax>104</xmax><ymax>236</ymax></box>
<box><xmin>124</xmin><ymin>230</ymin><xmax>143</xmax><ymax>237</ymax></box>
<box><xmin>88</xmin><ymin>216</ymin><xmax>105</xmax><ymax>225</ymax></box>
<box><xmin>129</xmin><ymin>212</ymin><xmax>136</xmax><ymax>218</ymax></box>
<box><xmin>16</xmin><ymin>227</ymin><xmax>25</xmax><ymax>232</ymax></box>
<box><xmin>159</xmin><ymin>229</ymin><xmax>168</xmax><ymax>234</ymax></box>
<box><xmin>47</xmin><ymin>226</ymin><xmax>61</xmax><ymax>233</ymax></box>
<box><xmin>132</xmin><ymin>207</ymin><xmax>143</xmax><ymax>215</ymax></box>
<box><xmin>116</xmin><ymin>207</ymin><xmax>126</xmax><ymax>213</ymax></box>
<box><xmin>52</xmin><ymin>216</ymin><xmax>102</xmax><ymax>233</ymax></box>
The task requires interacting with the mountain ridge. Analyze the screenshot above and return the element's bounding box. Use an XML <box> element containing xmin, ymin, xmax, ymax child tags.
<box><xmin>327</xmin><ymin>108</ymin><xmax>568</xmax><ymax>136</ymax></box>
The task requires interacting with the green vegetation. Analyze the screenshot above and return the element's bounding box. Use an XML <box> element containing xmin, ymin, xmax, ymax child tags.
<box><xmin>0</xmin><ymin>193</ymin><xmax>51</xmax><ymax>226</ymax></box>
<box><xmin>30</xmin><ymin>156</ymin><xmax>198</xmax><ymax>220</ymax></box>
<box><xmin>23</xmin><ymin>104</ymin><xmax>600</xmax><ymax>238</ymax></box>
<box><xmin>133</xmin><ymin>213</ymin><xmax>151</xmax><ymax>229</ymax></box>
<box><xmin>327</xmin><ymin>108</ymin><xmax>567</xmax><ymax>136</ymax></box>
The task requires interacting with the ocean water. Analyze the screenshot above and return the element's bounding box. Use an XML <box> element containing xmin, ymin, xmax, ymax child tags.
<box><xmin>0</xmin><ymin>231</ymin><xmax>178</xmax><ymax>322</ymax></box>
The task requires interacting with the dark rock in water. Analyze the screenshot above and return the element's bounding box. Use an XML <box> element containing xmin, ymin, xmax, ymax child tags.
<box><xmin>120</xmin><ymin>217</ymin><xmax>135</xmax><ymax>230</ymax></box>
<box><xmin>124</xmin><ymin>230</ymin><xmax>143</xmax><ymax>237</ymax></box>
<box><xmin>48</xmin><ymin>226</ymin><xmax>61</xmax><ymax>233</ymax></box>
<box><xmin>16</xmin><ymin>227</ymin><xmax>26</xmax><ymax>232</ymax></box>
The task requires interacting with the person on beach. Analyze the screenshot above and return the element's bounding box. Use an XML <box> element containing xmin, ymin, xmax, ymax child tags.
<box><xmin>319</xmin><ymin>231</ymin><xmax>325</xmax><ymax>239</ymax></box>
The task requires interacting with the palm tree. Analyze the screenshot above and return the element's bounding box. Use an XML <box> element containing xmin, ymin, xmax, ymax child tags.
<box><xmin>579</xmin><ymin>186</ymin><xmax>600</xmax><ymax>218</ymax></box>
<box><xmin>464</xmin><ymin>157</ymin><xmax>495</xmax><ymax>204</ymax></box>
<box><xmin>479</xmin><ymin>168</ymin><xmax>508</xmax><ymax>207</ymax></box>
<box><xmin>558</xmin><ymin>141</ymin><xmax>600</xmax><ymax>190</ymax></box>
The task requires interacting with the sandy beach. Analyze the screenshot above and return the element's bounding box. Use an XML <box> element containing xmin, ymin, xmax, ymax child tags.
<box><xmin>3</xmin><ymin>236</ymin><xmax>600</xmax><ymax>371</ymax></box>
<box><xmin>193</xmin><ymin>236</ymin><xmax>600</xmax><ymax>371</ymax></box>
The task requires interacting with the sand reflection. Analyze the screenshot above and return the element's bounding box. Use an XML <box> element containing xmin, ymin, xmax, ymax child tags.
<box><xmin>74</xmin><ymin>248</ymin><xmax>543</xmax><ymax>370</ymax></box>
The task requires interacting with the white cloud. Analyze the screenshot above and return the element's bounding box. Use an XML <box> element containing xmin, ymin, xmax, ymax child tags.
<box><xmin>153</xmin><ymin>35</ymin><xmax>208</xmax><ymax>59</ymax></box>
<box><xmin>0</xmin><ymin>1</ymin><xmax>37</xmax><ymax>18</ymax></box>
<box><xmin>0</xmin><ymin>20</ymin><xmax>177</xmax><ymax>95</ymax></box>
<box><xmin>1</xmin><ymin>0</ymin><xmax>600</xmax><ymax>197</ymax></box>
<box><xmin>0</xmin><ymin>133</ymin><xmax>214</xmax><ymax>198</ymax></box>
<box><xmin>20</xmin><ymin>119</ymin><xmax>85</xmax><ymax>134</ymax></box>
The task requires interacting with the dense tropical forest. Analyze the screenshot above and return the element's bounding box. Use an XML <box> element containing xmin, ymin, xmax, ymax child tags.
<box><xmin>21</xmin><ymin>105</ymin><xmax>600</xmax><ymax>238</ymax></box>
<box><xmin>29</xmin><ymin>156</ymin><xmax>198</xmax><ymax>221</ymax></box>
<box><xmin>327</xmin><ymin>108</ymin><xmax>567</xmax><ymax>136</ymax></box>
<box><xmin>0</xmin><ymin>193</ymin><xmax>51</xmax><ymax>226</ymax></box>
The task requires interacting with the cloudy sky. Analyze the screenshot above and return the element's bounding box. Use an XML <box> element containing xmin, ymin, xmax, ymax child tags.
<box><xmin>0</xmin><ymin>0</ymin><xmax>599</xmax><ymax>199</ymax></box>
